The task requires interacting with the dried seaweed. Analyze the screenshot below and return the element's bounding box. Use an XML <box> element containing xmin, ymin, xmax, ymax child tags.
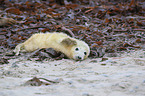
<box><xmin>0</xmin><ymin>0</ymin><xmax>145</xmax><ymax>62</ymax></box>
<box><xmin>23</xmin><ymin>77</ymin><xmax>59</xmax><ymax>86</ymax></box>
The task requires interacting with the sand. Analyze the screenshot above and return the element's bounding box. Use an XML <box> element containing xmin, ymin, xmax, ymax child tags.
<box><xmin>0</xmin><ymin>50</ymin><xmax>145</xmax><ymax>96</ymax></box>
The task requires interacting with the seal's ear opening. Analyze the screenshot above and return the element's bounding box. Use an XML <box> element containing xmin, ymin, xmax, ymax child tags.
<box><xmin>61</xmin><ymin>38</ymin><xmax>77</xmax><ymax>46</ymax></box>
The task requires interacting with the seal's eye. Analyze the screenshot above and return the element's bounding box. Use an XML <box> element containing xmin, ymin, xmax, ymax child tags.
<box><xmin>75</xmin><ymin>48</ymin><xmax>79</xmax><ymax>51</ymax></box>
<box><xmin>84</xmin><ymin>52</ymin><xmax>87</xmax><ymax>55</ymax></box>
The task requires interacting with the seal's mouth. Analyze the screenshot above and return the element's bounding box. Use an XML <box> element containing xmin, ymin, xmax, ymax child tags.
<box><xmin>74</xmin><ymin>56</ymin><xmax>84</xmax><ymax>61</ymax></box>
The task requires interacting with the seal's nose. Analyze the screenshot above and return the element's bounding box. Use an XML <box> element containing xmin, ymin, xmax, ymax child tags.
<box><xmin>77</xmin><ymin>56</ymin><xmax>82</xmax><ymax>60</ymax></box>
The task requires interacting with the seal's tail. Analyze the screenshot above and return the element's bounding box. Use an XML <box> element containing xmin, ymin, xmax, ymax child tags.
<box><xmin>14</xmin><ymin>43</ymin><xmax>24</xmax><ymax>55</ymax></box>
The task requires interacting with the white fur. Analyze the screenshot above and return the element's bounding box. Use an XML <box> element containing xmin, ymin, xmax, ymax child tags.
<box><xmin>14</xmin><ymin>32</ymin><xmax>90</xmax><ymax>60</ymax></box>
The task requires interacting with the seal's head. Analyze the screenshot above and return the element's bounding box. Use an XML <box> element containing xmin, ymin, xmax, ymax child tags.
<box><xmin>71</xmin><ymin>41</ymin><xmax>90</xmax><ymax>60</ymax></box>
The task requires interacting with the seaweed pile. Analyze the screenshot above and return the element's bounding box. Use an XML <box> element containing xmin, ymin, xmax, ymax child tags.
<box><xmin>0</xmin><ymin>0</ymin><xmax>145</xmax><ymax>64</ymax></box>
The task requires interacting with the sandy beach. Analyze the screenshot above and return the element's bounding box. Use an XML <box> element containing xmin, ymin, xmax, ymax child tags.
<box><xmin>0</xmin><ymin>50</ymin><xmax>145</xmax><ymax>96</ymax></box>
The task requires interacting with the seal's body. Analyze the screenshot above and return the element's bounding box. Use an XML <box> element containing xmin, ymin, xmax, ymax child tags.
<box><xmin>14</xmin><ymin>32</ymin><xmax>90</xmax><ymax>60</ymax></box>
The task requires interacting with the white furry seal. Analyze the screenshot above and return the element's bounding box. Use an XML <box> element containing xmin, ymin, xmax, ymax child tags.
<box><xmin>14</xmin><ymin>32</ymin><xmax>90</xmax><ymax>60</ymax></box>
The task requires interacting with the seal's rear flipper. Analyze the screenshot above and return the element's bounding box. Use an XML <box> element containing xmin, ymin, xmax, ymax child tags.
<box><xmin>14</xmin><ymin>43</ymin><xmax>24</xmax><ymax>55</ymax></box>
